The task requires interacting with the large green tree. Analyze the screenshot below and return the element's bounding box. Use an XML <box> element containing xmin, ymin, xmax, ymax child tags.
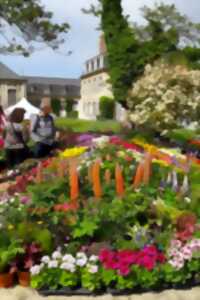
<box><xmin>0</xmin><ymin>0</ymin><xmax>69</xmax><ymax>56</ymax></box>
<box><xmin>85</xmin><ymin>1</ymin><xmax>200</xmax><ymax>108</ymax></box>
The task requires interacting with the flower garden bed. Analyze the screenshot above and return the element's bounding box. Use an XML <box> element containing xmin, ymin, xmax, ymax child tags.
<box><xmin>0</xmin><ymin>135</ymin><xmax>200</xmax><ymax>294</ymax></box>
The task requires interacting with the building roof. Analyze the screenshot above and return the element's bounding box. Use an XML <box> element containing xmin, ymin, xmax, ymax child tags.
<box><xmin>26</xmin><ymin>76</ymin><xmax>80</xmax><ymax>87</ymax></box>
<box><xmin>0</xmin><ymin>62</ymin><xmax>23</xmax><ymax>80</ymax></box>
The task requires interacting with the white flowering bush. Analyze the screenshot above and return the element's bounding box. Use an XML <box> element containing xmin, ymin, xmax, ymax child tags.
<box><xmin>128</xmin><ymin>61</ymin><xmax>200</xmax><ymax>132</ymax></box>
<box><xmin>30</xmin><ymin>250</ymin><xmax>100</xmax><ymax>291</ymax></box>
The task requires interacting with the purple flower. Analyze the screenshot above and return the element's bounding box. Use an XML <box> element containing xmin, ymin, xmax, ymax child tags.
<box><xmin>20</xmin><ymin>196</ymin><xmax>31</xmax><ymax>204</ymax></box>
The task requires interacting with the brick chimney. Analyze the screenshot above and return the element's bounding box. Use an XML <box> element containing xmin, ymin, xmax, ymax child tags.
<box><xmin>99</xmin><ymin>34</ymin><xmax>107</xmax><ymax>54</ymax></box>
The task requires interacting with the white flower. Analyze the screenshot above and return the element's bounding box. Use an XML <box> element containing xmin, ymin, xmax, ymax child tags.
<box><xmin>30</xmin><ymin>265</ymin><xmax>42</xmax><ymax>276</ymax></box>
<box><xmin>62</xmin><ymin>254</ymin><xmax>76</xmax><ymax>264</ymax></box>
<box><xmin>52</xmin><ymin>251</ymin><xmax>62</xmax><ymax>260</ymax></box>
<box><xmin>76</xmin><ymin>258</ymin><xmax>87</xmax><ymax>267</ymax></box>
<box><xmin>41</xmin><ymin>256</ymin><xmax>50</xmax><ymax>264</ymax></box>
<box><xmin>60</xmin><ymin>262</ymin><xmax>76</xmax><ymax>273</ymax></box>
<box><xmin>9</xmin><ymin>198</ymin><xmax>15</xmax><ymax>203</ymax></box>
<box><xmin>184</xmin><ymin>197</ymin><xmax>191</xmax><ymax>203</ymax></box>
<box><xmin>87</xmin><ymin>264</ymin><xmax>98</xmax><ymax>274</ymax></box>
<box><xmin>89</xmin><ymin>255</ymin><xmax>98</xmax><ymax>263</ymax></box>
<box><xmin>48</xmin><ymin>260</ymin><xmax>58</xmax><ymax>268</ymax></box>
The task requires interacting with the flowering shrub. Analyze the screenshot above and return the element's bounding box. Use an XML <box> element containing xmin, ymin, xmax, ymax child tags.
<box><xmin>128</xmin><ymin>61</ymin><xmax>200</xmax><ymax>132</ymax></box>
<box><xmin>99</xmin><ymin>246</ymin><xmax>165</xmax><ymax>276</ymax></box>
<box><xmin>30</xmin><ymin>250</ymin><xmax>99</xmax><ymax>290</ymax></box>
<box><xmin>60</xmin><ymin>147</ymin><xmax>88</xmax><ymax>159</ymax></box>
<box><xmin>168</xmin><ymin>239</ymin><xmax>200</xmax><ymax>270</ymax></box>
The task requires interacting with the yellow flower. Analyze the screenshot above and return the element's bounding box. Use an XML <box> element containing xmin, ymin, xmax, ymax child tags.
<box><xmin>153</xmin><ymin>159</ymin><xmax>169</xmax><ymax>167</ymax></box>
<box><xmin>60</xmin><ymin>147</ymin><xmax>87</xmax><ymax>158</ymax></box>
<box><xmin>8</xmin><ymin>224</ymin><xmax>14</xmax><ymax>230</ymax></box>
<box><xmin>37</xmin><ymin>221</ymin><xmax>43</xmax><ymax>225</ymax></box>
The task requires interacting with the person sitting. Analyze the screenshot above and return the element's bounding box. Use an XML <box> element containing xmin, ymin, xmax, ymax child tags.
<box><xmin>31</xmin><ymin>99</ymin><xmax>56</xmax><ymax>158</ymax></box>
<box><xmin>4</xmin><ymin>108</ymin><xmax>30</xmax><ymax>167</ymax></box>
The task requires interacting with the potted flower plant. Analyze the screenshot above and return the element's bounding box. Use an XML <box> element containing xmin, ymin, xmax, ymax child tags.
<box><xmin>0</xmin><ymin>239</ymin><xmax>24</xmax><ymax>288</ymax></box>
<box><xmin>12</xmin><ymin>243</ymin><xmax>42</xmax><ymax>287</ymax></box>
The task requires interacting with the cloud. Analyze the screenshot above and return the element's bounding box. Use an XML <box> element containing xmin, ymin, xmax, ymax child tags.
<box><xmin>0</xmin><ymin>0</ymin><xmax>199</xmax><ymax>78</ymax></box>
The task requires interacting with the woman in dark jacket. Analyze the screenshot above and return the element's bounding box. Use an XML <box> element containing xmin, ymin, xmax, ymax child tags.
<box><xmin>4</xmin><ymin>108</ymin><xmax>30</xmax><ymax>167</ymax></box>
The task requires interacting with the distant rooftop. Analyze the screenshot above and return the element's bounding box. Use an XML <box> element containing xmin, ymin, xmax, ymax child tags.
<box><xmin>26</xmin><ymin>76</ymin><xmax>80</xmax><ymax>87</ymax></box>
<box><xmin>0</xmin><ymin>62</ymin><xmax>23</xmax><ymax>80</ymax></box>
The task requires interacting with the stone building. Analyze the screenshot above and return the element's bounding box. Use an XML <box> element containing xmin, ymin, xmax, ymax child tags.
<box><xmin>0</xmin><ymin>62</ymin><xmax>80</xmax><ymax>109</ymax></box>
<box><xmin>78</xmin><ymin>35</ymin><xmax>127</xmax><ymax>121</ymax></box>
<box><xmin>0</xmin><ymin>62</ymin><xmax>26</xmax><ymax>108</ymax></box>
<box><xmin>26</xmin><ymin>76</ymin><xmax>80</xmax><ymax>108</ymax></box>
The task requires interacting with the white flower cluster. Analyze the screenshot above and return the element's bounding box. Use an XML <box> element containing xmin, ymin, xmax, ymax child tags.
<box><xmin>92</xmin><ymin>136</ymin><xmax>110</xmax><ymax>149</ymax></box>
<box><xmin>30</xmin><ymin>250</ymin><xmax>99</xmax><ymax>276</ymax></box>
<box><xmin>128</xmin><ymin>60</ymin><xmax>200</xmax><ymax>132</ymax></box>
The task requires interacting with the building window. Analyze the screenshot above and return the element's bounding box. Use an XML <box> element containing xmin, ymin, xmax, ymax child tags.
<box><xmin>97</xmin><ymin>57</ymin><xmax>100</xmax><ymax>69</ymax></box>
<box><xmin>8</xmin><ymin>89</ymin><xmax>17</xmax><ymax>106</ymax></box>
<box><xmin>91</xmin><ymin>60</ymin><xmax>94</xmax><ymax>72</ymax></box>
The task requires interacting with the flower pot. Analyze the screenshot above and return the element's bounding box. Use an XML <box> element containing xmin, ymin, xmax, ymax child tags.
<box><xmin>18</xmin><ymin>271</ymin><xmax>30</xmax><ymax>287</ymax></box>
<box><xmin>0</xmin><ymin>273</ymin><xmax>13</xmax><ymax>288</ymax></box>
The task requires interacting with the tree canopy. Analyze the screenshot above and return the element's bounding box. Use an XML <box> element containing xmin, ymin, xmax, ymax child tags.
<box><xmin>85</xmin><ymin>1</ymin><xmax>200</xmax><ymax>108</ymax></box>
<box><xmin>0</xmin><ymin>0</ymin><xmax>69</xmax><ymax>56</ymax></box>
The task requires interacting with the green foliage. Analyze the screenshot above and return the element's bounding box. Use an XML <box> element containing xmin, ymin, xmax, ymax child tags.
<box><xmin>72</xmin><ymin>216</ymin><xmax>99</xmax><ymax>239</ymax></box>
<box><xmin>81</xmin><ymin>269</ymin><xmax>101</xmax><ymax>291</ymax></box>
<box><xmin>0</xmin><ymin>0</ymin><xmax>69</xmax><ymax>55</ymax></box>
<box><xmin>0</xmin><ymin>240</ymin><xmax>24</xmax><ymax>273</ymax></box>
<box><xmin>65</xmin><ymin>98</ymin><xmax>75</xmax><ymax>114</ymax></box>
<box><xmin>99</xmin><ymin>96</ymin><xmax>115</xmax><ymax>119</ymax></box>
<box><xmin>100</xmin><ymin>0</ymin><xmax>139</xmax><ymax>108</ymax></box>
<box><xmin>56</xmin><ymin>118</ymin><xmax>122</xmax><ymax>134</ymax></box>
<box><xmin>51</xmin><ymin>99</ymin><xmax>61</xmax><ymax>116</ymax></box>
<box><xmin>16</xmin><ymin>222</ymin><xmax>52</xmax><ymax>252</ymax></box>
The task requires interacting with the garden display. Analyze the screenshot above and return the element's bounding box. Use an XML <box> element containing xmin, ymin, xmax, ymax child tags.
<box><xmin>0</xmin><ymin>135</ymin><xmax>200</xmax><ymax>295</ymax></box>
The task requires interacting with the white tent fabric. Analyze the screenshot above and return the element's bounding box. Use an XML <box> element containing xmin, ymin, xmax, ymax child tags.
<box><xmin>6</xmin><ymin>98</ymin><xmax>40</xmax><ymax>120</ymax></box>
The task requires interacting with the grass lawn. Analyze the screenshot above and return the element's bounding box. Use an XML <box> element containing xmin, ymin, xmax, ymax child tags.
<box><xmin>55</xmin><ymin>118</ymin><xmax>122</xmax><ymax>134</ymax></box>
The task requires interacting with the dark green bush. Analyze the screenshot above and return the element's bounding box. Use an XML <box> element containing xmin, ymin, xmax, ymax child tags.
<box><xmin>51</xmin><ymin>98</ymin><xmax>61</xmax><ymax>116</ymax></box>
<box><xmin>99</xmin><ymin>96</ymin><xmax>115</xmax><ymax>119</ymax></box>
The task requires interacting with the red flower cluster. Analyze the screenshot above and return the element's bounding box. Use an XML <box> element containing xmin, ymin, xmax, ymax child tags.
<box><xmin>176</xmin><ymin>213</ymin><xmax>197</xmax><ymax>241</ymax></box>
<box><xmin>110</xmin><ymin>137</ymin><xmax>143</xmax><ymax>153</ymax></box>
<box><xmin>99</xmin><ymin>246</ymin><xmax>165</xmax><ymax>276</ymax></box>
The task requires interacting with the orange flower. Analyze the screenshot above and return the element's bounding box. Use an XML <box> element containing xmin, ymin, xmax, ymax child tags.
<box><xmin>133</xmin><ymin>162</ymin><xmax>144</xmax><ymax>189</ymax></box>
<box><xmin>35</xmin><ymin>163</ymin><xmax>43</xmax><ymax>183</ymax></box>
<box><xmin>92</xmin><ymin>160</ymin><xmax>102</xmax><ymax>199</ymax></box>
<box><xmin>69</xmin><ymin>162</ymin><xmax>79</xmax><ymax>202</ymax></box>
<box><xmin>115</xmin><ymin>164</ymin><xmax>124</xmax><ymax>197</ymax></box>
<box><xmin>143</xmin><ymin>153</ymin><xmax>152</xmax><ymax>185</ymax></box>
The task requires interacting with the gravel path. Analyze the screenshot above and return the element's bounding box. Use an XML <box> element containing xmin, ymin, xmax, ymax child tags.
<box><xmin>1</xmin><ymin>286</ymin><xmax>200</xmax><ymax>300</ymax></box>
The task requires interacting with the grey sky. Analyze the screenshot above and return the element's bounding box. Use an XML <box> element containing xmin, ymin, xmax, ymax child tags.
<box><xmin>0</xmin><ymin>0</ymin><xmax>199</xmax><ymax>79</ymax></box>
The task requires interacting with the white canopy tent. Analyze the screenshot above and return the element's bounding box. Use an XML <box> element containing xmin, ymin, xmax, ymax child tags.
<box><xmin>6</xmin><ymin>97</ymin><xmax>40</xmax><ymax>120</ymax></box>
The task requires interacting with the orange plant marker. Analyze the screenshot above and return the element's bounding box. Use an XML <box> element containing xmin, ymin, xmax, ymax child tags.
<box><xmin>133</xmin><ymin>162</ymin><xmax>144</xmax><ymax>189</ymax></box>
<box><xmin>35</xmin><ymin>163</ymin><xmax>43</xmax><ymax>183</ymax></box>
<box><xmin>115</xmin><ymin>164</ymin><xmax>124</xmax><ymax>197</ymax></box>
<box><xmin>143</xmin><ymin>153</ymin><xmax>152</xmax><ymax>185</ymax></box>
<box><xmin>58</xmin><ymin>160</ymin><xmax>66</xmax><ymax>178</ymax></box>
<box><xmin>105</xmin><ymin>169</ymin><xmax>111</xmax><ymax>184</ymax></box>
<box><xmin>88</xmin><ymin>164</ymin><xmax>93</xmax><ymax>183</ymax></box>
<box><xmin>92</xmin><ymin>160</ymin><xmax>102</xmax><ymax>199</ymax></box>
<box><xmin>69</xmin><ymin>162</ymin><xmax>79</xmax><ymax>203</ymax></box>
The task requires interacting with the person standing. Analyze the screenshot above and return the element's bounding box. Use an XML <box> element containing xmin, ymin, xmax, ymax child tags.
<box><xmin>4</xmin><ymin>108</ymin><xmax>29</xmax><ymax>167</ymax></box>
<box><xmin>0</xmin><ymin>105</ymin><xmax>6</xmax><ymax>148</ymax></box>
<box><xmin>31</xmin><ymin>98</ymin><xmax>56</xmax><ymax>158</ymax></box>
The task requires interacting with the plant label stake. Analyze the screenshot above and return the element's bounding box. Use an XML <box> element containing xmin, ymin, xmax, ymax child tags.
<box><xmin>133</xmin><ymin>162</ymin><xmax>144</xmax><ymax>189</ymax></box>
<box><xmin>115</xmin><ymin>163</ymin><xmax>124</xmax><ymax>197</ymax></box>
<box><xmin>69</xmin><ymin>162</ymin><xmax>79</xmax><ymax>204</ymax></box>
<box><xmin>143</xmin><ymin>152</ymin><xmax>152</xmax><ymax>185</ymax></box>
<box><xmin>92</xmin><ymin>160</ymin><xmax>102</xmax><ymax>199</ymax></box>
<box><xmin>35</xmin><ymin>162</ymin><xmax>43</xmax><ymax>184</ymax></box>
